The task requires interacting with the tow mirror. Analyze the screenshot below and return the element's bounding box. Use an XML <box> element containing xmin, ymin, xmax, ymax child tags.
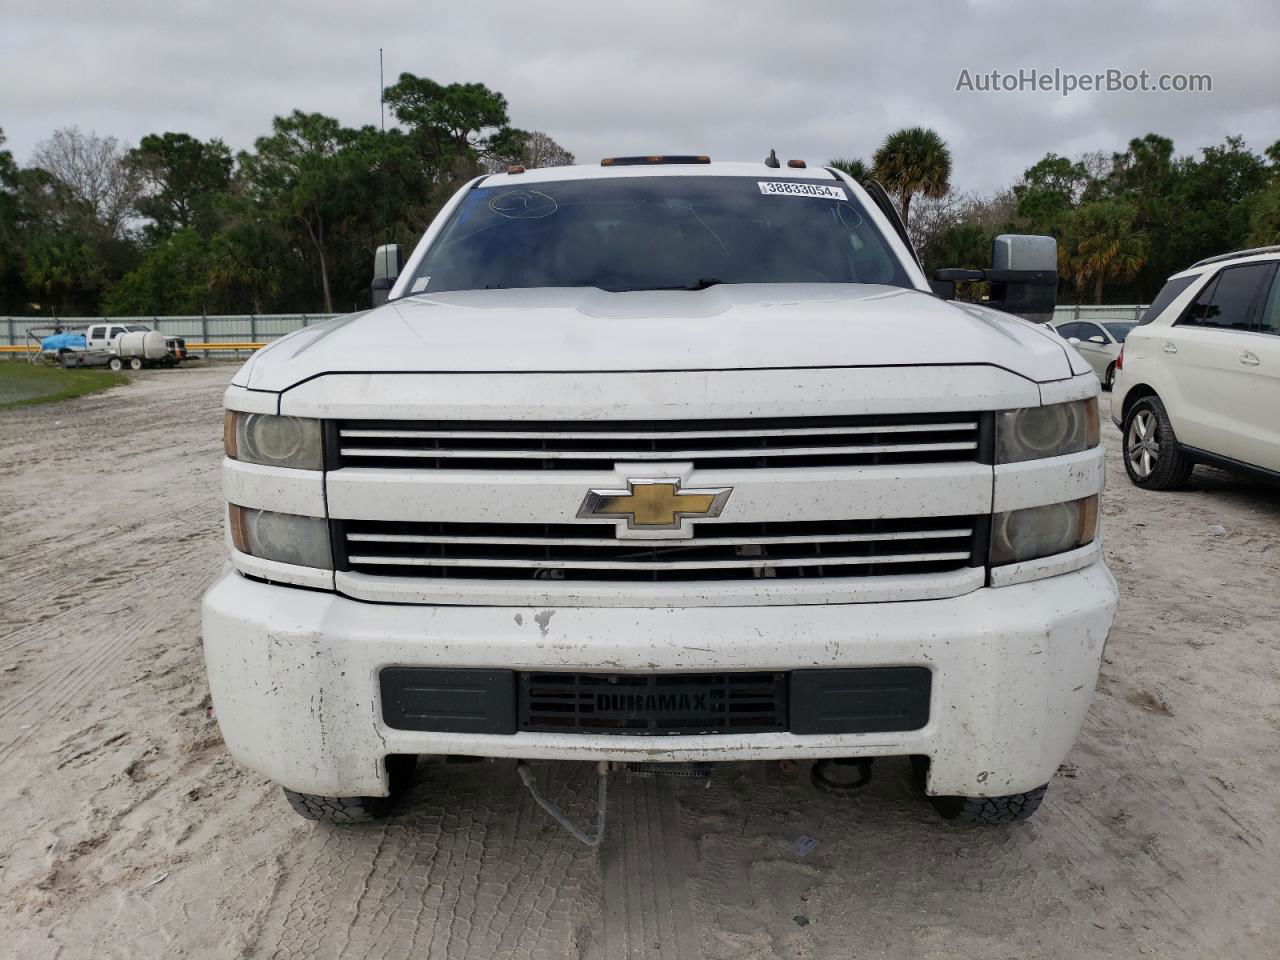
<box><xmin>932</xmin><ymin>234</ymin><xmax>1059</xmax><ymax>323</ymax></box>
<box><xmin>371</xmin><ymin>244</ymin><xmax>401</xmax><ymax>307</ymax></box>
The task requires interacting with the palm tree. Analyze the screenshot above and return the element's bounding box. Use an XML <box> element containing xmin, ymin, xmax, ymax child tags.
<box><xmin>828</xmin><ymin>157</ymin><xmax>869</xmax><ymax>183</ymax></box>
<box><xmin>1060</xmin><ymin>200</ymin><xmax>1147</xmax><ymax>304</ymax></box>
<box><xmin>871</xmin><ymin>128</ymin><xmax>952</xmax><ymax>228</ymax></box>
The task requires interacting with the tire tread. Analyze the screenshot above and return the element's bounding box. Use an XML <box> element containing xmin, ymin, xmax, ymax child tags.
<box><xmin>931</xmin><ymin>785</ymin><xmax>1048</xmax><ymax>824</ymax></box>
<box><xmin>283</xmin><ymin>789</ymin><xmax>394</xmax><ymax>823</ymax></box>
<box><xmin>280</xmin><ymin>755</ymin><xmax>416</xmax><ymax>823</ymax></box>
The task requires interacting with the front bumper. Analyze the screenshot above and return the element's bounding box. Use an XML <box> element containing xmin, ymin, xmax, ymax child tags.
<box><xmin>202</xmin><ymin>559</ymin><xmax>1117</xmax><ymax>799</ymax></box>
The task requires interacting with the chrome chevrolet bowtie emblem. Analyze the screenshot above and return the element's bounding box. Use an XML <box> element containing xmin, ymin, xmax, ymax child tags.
<box><xmin>577</xmin><ymin>478</ymin><xmax>732</xmax><ymax>537</ymax></box>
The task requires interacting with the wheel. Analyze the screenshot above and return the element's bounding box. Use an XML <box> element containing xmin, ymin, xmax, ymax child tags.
<box><xmin>108</xmin><ymin>357</ymin><xmax>123</xmax><ymax>371</ymax></box>
<box><xmin>811</xmin><ymin>757</ymin><xmax>872</xmax><ymax>796</ymax></box>
<box><xmin>1103</xmin><ymin>362</ymin><xmax>1115</xmax><ymax>390</ymax></box>
<box><xmin>128</xmin><ymin>357</ymin><xmax>143</xmax><ymax>371</ymax></box>
<box><xmin>1122</xmin><ymin>395</ymin><xmax>1194</xmax><ymax>489</ymax></box>
<box><xmin>927</xmin><ymin>784</ymin><xmax>1048</xmax><ymax>825</ymax></box>
<box><xmin>282</xmin><ymin>755</ymin><xmax>416</xmax><ymax>823</ymax></box>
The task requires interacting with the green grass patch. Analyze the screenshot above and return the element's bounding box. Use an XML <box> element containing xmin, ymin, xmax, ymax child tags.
<box><xmin>0</xmin><ymin>361</ymin><xmax>129</xmax><ymax>409</ymax></box>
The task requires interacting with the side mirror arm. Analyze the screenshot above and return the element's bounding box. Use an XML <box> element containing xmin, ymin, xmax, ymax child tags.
<box><xmin>931</xmin><ymin>268</ymin><xmax>986</xmax><ymax>301</ymax></box>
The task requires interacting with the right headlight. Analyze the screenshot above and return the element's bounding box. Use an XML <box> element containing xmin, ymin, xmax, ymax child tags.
<box><xmin>996</xmin><ymin>399</ymin><xmax>1099</xmax><ymax>463</ymax></box>
<box><xmin>224</xmin><ymin>412</ymin><xmax>324</xmax><ymax>470</ymax></box>
<box><xmin>990</xmin><ymin>496</ymin><xmax>1098</xmax><ymax>565</ymax></box>
<box><xmin>229</xmin><ymin>505</ymin><xmax>333</xmax><ymax>569</ymax></box>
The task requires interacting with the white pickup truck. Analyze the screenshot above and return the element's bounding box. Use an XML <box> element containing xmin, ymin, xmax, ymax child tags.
<box><xmin>48</xmin><ymin>322</ymin><xmax>188</xmax><ymax>370</ymax></box>
<box><xmin>203</xmin><ymin>157</ymin><xmax>1118</xmax><ymax>828</ymax></box>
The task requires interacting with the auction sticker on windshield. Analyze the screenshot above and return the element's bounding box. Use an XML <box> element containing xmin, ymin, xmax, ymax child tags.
<box><xmin>757</xmin><ymin>181</ymin><xmax>847</xmax><ymax>199</ymax></box>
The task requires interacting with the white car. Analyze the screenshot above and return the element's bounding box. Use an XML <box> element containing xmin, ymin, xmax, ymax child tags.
<box><xmin>203</xmin><ymin>158</ymin><xmax>1117</xmax><ymax>828</ymax></box>
<box><xmin>1053</xmin><ymin>318</ymin><xmax>1135</xmax><ymax>389</ymax></box>
<box><xmin>1113</xmin><ymin>246</ymin><xmax>1280</xmax><ymax>488</ymax></box>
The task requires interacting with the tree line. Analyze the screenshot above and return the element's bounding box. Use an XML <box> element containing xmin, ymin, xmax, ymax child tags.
<box><xmin>3</xmin><ymin>92</ymin><xmax>1278</xmax><ymax>317</ymax></box>
<box><xmin>835</xmin><ymin>127</ymin><xmax>1280</xmax><ymax>303</ymax></box>
<box><xmin>0</xmin><ymin>73</ymin><xmax>572</xmax><ymax>319</ymax></box>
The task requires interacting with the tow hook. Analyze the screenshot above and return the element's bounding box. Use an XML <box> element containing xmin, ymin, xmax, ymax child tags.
<box><xmin>811</xmin><ymin>757</ymin><xmax>873</xmax><ymax>797</ymax></box>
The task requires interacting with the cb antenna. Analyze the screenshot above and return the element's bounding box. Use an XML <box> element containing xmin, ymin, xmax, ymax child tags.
<box><xmin>764</xmin><ymin>148</ymin><xmax>780</xmax><ymax>169</ymax></box>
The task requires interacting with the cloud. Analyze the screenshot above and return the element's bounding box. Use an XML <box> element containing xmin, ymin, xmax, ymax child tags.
<box><xmin>2</xmin><ymin>0</ymin><xmax>1276</xmax><ymax>193</ymax></box>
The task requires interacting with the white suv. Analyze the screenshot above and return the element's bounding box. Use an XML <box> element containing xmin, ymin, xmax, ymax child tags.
<box><xmin>1113</xmin><ymin>246</ymin><xmax>1280</xmax><ymax>488</ymax></box>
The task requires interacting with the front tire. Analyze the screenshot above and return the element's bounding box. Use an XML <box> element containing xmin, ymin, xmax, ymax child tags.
<box><xmin>1122</xmin><ymin>395</ymin><xmax>1193</xmax><ymax>489</ymax></box>
<box><xmin>927</xmin><ymin>785</ymin><xmax>1048</xmax><ymax>825</ymax></box>
<box><xmin>282</xmin><ymin>755</ymin><xmax>416</xmax><ymax>823</ymax></box>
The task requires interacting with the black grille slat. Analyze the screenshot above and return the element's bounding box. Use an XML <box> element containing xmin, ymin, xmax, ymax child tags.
<box><xmin>339</xmin><ymin>516</ymin><xmax>977</xmax><ymax>582</ymax></box>
<box><xmin>336</xmin><ymin>414</ymin><xmax>982</xmax><ymax>471</ymax></box>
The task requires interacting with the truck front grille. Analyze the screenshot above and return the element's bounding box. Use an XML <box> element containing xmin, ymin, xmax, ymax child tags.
<box><xmin>336</xmin><ymin>516</ymin><xmax>981</xmax><ymax>582</ymax></box>
<box><xmin>334</xmin><ymin>413</ymin><xmax>985</xmax><ymax>471</ymax></box>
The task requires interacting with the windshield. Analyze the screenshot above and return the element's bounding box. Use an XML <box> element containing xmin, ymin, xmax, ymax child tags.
<box><xmin>405</xmin><ymin>176</ymin><xmax>912</xmax><ymax>294</ymax></box>
<box><xmin>1104</xmin><ymin>322</ymin><xmax>1136</xmax><ymax>342</ymax></box>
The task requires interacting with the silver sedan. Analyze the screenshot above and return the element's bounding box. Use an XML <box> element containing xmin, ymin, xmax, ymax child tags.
<box><xmin>1052</xmin><ymin>319</ymin><xmax>1136</xmax><ymax>390</ymax></box>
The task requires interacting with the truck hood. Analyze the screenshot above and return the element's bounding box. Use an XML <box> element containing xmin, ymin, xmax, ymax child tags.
<box><xmin>235</xmin><ymin>284</ymin><xmax>1076</xmax><ymax>392</ymax></box>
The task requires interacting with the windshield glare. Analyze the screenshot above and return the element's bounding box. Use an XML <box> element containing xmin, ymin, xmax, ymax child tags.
<box><xmin>406</xmin><ymin>176</ymin><xmax>911</xmax><ymax>294</ymax></box>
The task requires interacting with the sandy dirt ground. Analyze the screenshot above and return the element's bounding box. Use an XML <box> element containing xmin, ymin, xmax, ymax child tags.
<box><xmin>1</xmin><ymin>364</ymin><xmax>1277</xmax><ymax>959</ymax></box>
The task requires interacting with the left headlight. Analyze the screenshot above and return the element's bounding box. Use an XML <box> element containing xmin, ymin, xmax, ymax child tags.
<box><xmin>229</xmin><ymin>506</ymin><xmax>333</xmax><ymax>569</ymax></box>
<box><xmin>996</xmin><ymin>398</ymin><xmax>1099</xmax><ymax>463</ymax></box>
<box><xmin>990</xmin><ymin>496</ymin><xmax>1098</xmax><ymax>566</ymax></box>
<box><xmin>224</xmin><ymin>412</ymin><xmax>323</xmax><ymax>470</ymax></box>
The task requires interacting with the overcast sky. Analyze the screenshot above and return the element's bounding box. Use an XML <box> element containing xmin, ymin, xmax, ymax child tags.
<box><xmin>2</xmin><ymin>0</ymin><xmax>1277</xmax><ymax>194</ymax></box>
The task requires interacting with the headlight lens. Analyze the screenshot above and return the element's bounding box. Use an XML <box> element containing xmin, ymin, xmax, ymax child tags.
<box><xmin>229</xmin><ymin>505</ymin><xmax>333</xmax><ymax>569</ymax></box>
<box><xmin>990</xmin><ymin>496</ymin><xmax>1098</xmax><ymax>565</ymax></box>
<box><xmin>224</xmin><ymin>413</ymin><xmax>323</xmax><ymax>470</ymax></box>
<box><xmin>996</xmin><ymin>399</ymin><xmax>1099</xmax><ymax>463</ymax></box>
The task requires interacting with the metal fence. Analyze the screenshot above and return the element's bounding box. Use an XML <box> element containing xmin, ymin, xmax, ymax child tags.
<box><xmin>1052</xmin><ymin>304</ymin><xmax>1148</xmax><ymax>323</ymax></box>
<box><xmin>0</xmin><ymin>313</ymin><xmax>339</xmax><ymax>356</ymax></box>
<box><xmin>1</xmin><ymin>304</ymin><xmax>1147</xmax><ymax>353</ymax></box>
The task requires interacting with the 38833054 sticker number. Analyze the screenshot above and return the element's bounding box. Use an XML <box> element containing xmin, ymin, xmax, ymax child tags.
<box><xmin>757</xmin><ymin>181</ymin><xmax>848</xmax><ymax>200</ymax></box>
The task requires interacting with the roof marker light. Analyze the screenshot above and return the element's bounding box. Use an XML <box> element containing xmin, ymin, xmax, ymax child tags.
<box><xmin>600</xmin><ymin>155</ymin><xmax>711</xmax><ymax>166</ymax></box>
<box><xmin>787</xmin><ymin>159</ymin><xmax>807</xmax><ymax>168</ymax></box>
<box><xmin>507</xmin><ymin>164</ymin><xmax>526</xmax><ymax>174</ymax></box>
